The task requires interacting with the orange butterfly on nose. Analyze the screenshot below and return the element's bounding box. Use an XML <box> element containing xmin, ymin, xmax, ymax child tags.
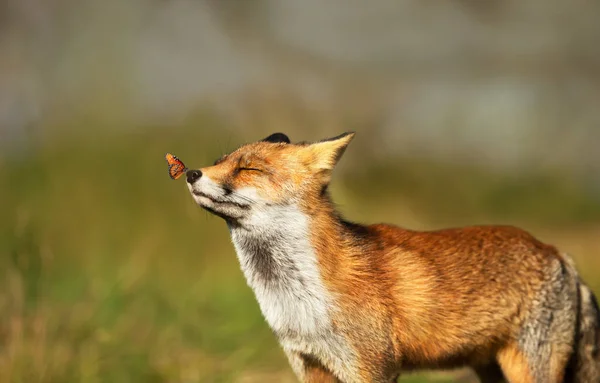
<box><xmin>165</xmin><ymin>153</ymin><xmax>188</xmax><ymax>180</ymax></box>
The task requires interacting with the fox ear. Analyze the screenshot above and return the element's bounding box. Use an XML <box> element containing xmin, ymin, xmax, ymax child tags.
<box><xmin>305</xmin><ymin>132</ymin><xmax>355</xmax><ymax>172</ymax></box>
<box><xmin>262</xmin><ymin>132</ymin><xmax>290</xmax><ymax>144</ymax></box>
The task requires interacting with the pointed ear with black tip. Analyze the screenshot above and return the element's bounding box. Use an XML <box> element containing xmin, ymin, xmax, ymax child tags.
<box><xmin>262</xmin><ymin>132</ymin><xmax>290</xmax><ymax>144</ymax></box>
<box><xmin>303</xmin><ymin>132</ymin><xmax>356</xmax><ymax>173</ymax></box>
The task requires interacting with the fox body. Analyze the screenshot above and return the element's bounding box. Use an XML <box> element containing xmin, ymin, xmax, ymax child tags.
<box><xmin>185</xmin><ymin>132</ymin><xmax>600</xmax><ymax>383</ymax></box>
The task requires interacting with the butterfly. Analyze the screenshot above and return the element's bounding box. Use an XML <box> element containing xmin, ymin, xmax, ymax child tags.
<box><xmin>165</xmin><ymin>153</ymin><xmax>188</xmax><ymax>180</ymax></box>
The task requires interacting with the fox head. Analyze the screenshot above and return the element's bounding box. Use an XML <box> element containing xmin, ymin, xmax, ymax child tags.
<box><xmin>186</xmin><ymin>132</ymin><xmax>355</xmax><ymax>226</ymax></box>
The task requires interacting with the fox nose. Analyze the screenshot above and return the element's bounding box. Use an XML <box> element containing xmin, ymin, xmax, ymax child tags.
<box><xmin>186</xmin><ymin>170</ymin><xmax>202</xmax><ymax>184</ymax></box>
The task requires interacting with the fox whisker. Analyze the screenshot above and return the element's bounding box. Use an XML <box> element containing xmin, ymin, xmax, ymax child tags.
<box><xmin>228</xmin><ymin>192</ymin><xmax>256</xmax><ymax>205</ymax></box>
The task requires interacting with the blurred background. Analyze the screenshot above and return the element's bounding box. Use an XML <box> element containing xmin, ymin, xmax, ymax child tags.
<box><xmin>1</xmin><ymin>1</ymin><xmax>599</xmax><ymax>382</ymax></box>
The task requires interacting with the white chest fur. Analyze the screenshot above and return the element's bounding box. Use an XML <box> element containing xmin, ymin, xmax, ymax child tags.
<box><xmin>228</xmin><ymin>204</ymin><xmax>357</xmax><ymax>380</ymax></box>
<box><xmin>229</xmin><ymin>205</ymin><xmax>330</xmax><ymax>337</ymax></box>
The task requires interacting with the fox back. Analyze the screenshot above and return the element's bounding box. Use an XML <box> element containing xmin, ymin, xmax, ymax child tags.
<box><xmin>184</xmin><ymin>132</ymin><xmax>600</xmax><ymax>383</ymax></box>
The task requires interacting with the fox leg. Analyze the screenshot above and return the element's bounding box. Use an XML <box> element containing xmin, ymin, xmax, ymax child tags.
<box><xmin>496</xmin><ymin>343</ymin><xmax>535</xmax><ymax>383</ymax></box>
<box><xmin>302</xmin><ymin>362</ymin><xmax>341</xmax><ymax>383</ymax></box>
<box><xmin>496</xmin><ymin>257</ymin><xmax>578</xmax><ymax>383</ymax></box>
<box><xmin>284</xmin><ymin>350</ymin><xmax>341</xmax><ymax>383</ymax></box>
<box><xmin>497</xmin><ymin>339</ymin><xmax>573</xmax><ymax>383</ymax></box>
<box><xmin>302</xmin><ymin>366</ymin><xmax>340</xmax><ymax>383</ymax></box>
<box><xmin>284</xmin><ymin>350</ymin><xmax>392</xmax><ymax>383</ymax></box>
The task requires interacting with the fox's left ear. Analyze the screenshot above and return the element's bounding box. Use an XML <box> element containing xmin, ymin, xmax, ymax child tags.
<box><xmin>304</xmin><ymin>132</ymin><xmax>355</xmax><ymax>172</ymax></box>
<box><xmin>262</xmin><ymin>132</ymin><xmax>290</xmax><ymax>144</ymax></box>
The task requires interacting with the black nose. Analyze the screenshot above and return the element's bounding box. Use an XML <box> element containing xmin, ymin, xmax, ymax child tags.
<box><xmin>186</xmin><ymin>170</ymin><xmax>202</xmax><ymax>184</ymax></box>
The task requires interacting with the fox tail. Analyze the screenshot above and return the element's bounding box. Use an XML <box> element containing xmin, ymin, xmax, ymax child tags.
<box><xmin>562</xmin><ymin>253</ymin><xmax>600</xmax><ymax>383</ymax></box>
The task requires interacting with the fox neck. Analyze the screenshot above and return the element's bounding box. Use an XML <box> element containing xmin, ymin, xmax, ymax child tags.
<box><xmin>227</xmin><ymin>200</ymin><xmax>340</xmax><ymax>338</ymax></box>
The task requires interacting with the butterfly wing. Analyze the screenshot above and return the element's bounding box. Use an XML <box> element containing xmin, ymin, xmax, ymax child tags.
<box><xmin>169</xmin><ymin>163</ymin><xmax>187</xmax><ymax>180</ymax></box>
<box><xmin>165</xmin><ymin>153</ymin><xmax>188</xmax><ymax>180</ymax></box>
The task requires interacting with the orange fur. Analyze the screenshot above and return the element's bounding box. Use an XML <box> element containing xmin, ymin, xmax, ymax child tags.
<box><xmin>497</xmin><ymin>344</ymin><xmax>534</xmax><ymax>383</ymax></box>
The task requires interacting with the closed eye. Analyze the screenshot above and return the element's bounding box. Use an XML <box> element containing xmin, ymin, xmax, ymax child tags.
<box><xmin>238</xmin><ymin>167</ymin><xmax>263</xmax><ymax>172</ymax></box>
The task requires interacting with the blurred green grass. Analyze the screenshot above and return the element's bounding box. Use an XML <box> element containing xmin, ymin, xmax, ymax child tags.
<box><xmin>0</xmin><ymin>119</ymin><xmax>599</xmax><ymax>382</ymax></box>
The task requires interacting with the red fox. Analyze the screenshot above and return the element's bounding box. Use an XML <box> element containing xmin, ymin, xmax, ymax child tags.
<box><xmin>185</xmin><ymin>132</ymin><xmax>600</xmax><ymax>383</ymax></box>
